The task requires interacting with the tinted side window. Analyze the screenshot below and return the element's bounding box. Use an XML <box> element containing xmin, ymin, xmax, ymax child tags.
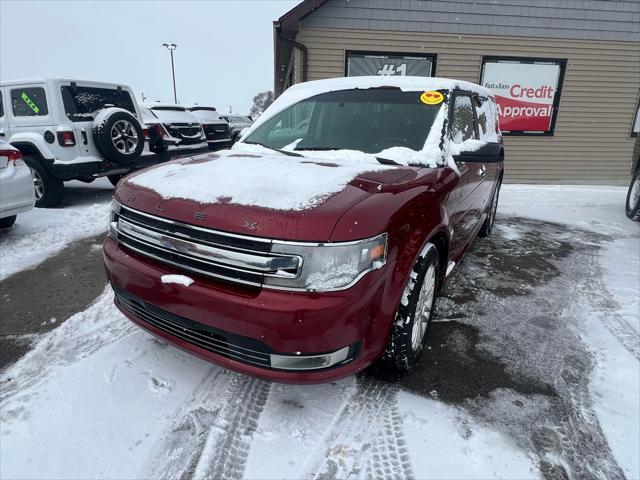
<box><xmin>0</xmin><ymin>92</ymin><xmax>4</xmax><ymax>117</ymax></box>
<box><xmin>11</xmin><ymin>87</ymin><xmax>49</xmax><ymax>116</ymax></box>
<box><xmin>451</xmin><ymin>95</ymin><xmax>476</xmax><ymax>143</ymax></box>
<box><xmin>475</xmin><ymin>95</ymin><xmax>499</xmax><ymax>141</ymax></box>
<box><xmin>61</xmin><ymin>86</ymin><xmax>135</xmax><ymax>121</ymax></box>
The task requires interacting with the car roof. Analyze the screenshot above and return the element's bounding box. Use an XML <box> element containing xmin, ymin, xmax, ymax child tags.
<box><xmin>141</xmin><ymin>102</ymin><xmax>188</xmax><ymax>110</ymax></box>
<box><xmin>285</xmin><ymin>76</ymin><xmax>494</xmax><ymax>98</ymax></box>
<box><xmin>0</xmin><ymin>78</ymin><xmax>134</xmax><ymax>90</ymax></box>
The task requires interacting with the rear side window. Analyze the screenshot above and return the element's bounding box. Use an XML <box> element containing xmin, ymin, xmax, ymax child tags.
<box><xmin>451</xmin><ymin>94</ymin><xmax>476</xmax><ymax>143</ymax></box>
<box><xmin>11</xmin><ymin>87</ymin><xmax>49</xmax><ymax>116</ymax></box>
<box><xmin>475</xmin><ymin>96</ymin><xmax>499</xmax><ymax>141</ymax></box>
<box><xmin>61</xmin><ymin>86</ymin><xmax>135</xmax><ymax>122</ymax></box>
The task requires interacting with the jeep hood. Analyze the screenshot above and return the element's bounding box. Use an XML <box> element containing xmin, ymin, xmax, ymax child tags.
<box><xmin>116</xmin><ymin>151</ymin><xmax>418</xmax><ymax>242</ymax></box>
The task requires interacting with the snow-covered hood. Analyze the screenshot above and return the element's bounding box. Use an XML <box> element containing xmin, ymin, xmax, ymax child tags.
<box><xmin>117</xmin><ymin>150</ymin><xmax>418</xmax><ymax>242</ymax></box>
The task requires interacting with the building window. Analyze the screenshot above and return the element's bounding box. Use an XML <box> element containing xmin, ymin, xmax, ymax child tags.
<box><xmin>480</xmin><ymin>56</ymin><xmax>566</xmax><ymax>136</ymax></box>
<box><xmin>345</xmin><ymin>51</ymin><xmax>436</xmax><ymax>78</ymax></box>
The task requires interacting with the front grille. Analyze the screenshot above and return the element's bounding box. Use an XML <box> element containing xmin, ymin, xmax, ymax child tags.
<box><xmin>112</xmin><ymin>204</ymin><xmax>300</xmax><ymax>288</ymax></box>
<box><xmin>165</xmin><ymin>123</ymin><xmax>202</xmax><ymax>143</ymax></box>
<box><xmin>114</xmin><ymin>287</ymin><xmax>272</xmax><ymax>368</ymax></box>
<box><xmin>202</xmin><ymin>123</ymin><xmax>230</xmax><ymax>141</ymax></box>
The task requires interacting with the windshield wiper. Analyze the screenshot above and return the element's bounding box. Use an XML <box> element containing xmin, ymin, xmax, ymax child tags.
<box><xmin>243</xmin><ymin>141</ymin><xmax>303</xmax><ymax>157</ymax></box>
<box><xmin>375</xmin><ymin>157</ymin><xmax>400</xmax><ymax>165</ymax></box>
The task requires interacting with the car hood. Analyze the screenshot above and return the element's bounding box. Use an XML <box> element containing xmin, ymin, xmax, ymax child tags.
<box><xmin>116</xmin><ymin>151</ymin><xmax>419</xmax><ymax>242</ymax></box>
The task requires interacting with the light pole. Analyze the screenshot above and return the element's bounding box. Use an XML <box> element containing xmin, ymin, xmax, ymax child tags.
<box><xmin>162</xmin><ymin>43</ymin><xmax>178</xmax><ymax>104</ymax></box>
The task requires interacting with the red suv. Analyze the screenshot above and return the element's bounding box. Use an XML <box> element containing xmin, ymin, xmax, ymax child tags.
<box><xmin>103</xmin><ymin>77</ymin><xmax>504</xmax><ymax>383</ymax></box>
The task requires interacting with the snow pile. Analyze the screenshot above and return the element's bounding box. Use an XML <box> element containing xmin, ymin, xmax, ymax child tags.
<box><xmin>128</xmin><ymin>151</ymin><xmax>391</xmax><ymax>211</ymax></box>
<box><xmin>161</xmin><ymin>274</ymin><xmax>194</xmax><ymax>287</ymax></box>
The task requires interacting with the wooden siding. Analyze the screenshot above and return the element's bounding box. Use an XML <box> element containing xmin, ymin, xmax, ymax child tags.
<box><xmin>294</xmin><ymin>27</ymin><xmax>640</xmax><ymax>184</ymax></box>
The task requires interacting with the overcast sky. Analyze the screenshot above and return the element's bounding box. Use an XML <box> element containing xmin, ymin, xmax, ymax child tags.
<box><xmin>0</xmin><ymin>0</ymin><xmax>299</xmax><ymax>114</ymax></box>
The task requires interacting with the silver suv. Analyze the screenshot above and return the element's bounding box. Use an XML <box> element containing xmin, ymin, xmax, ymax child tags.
<box><xmin>0</xmin><ymin>78</ymin><xmax>154</xmax><ymax>207</ymax></box>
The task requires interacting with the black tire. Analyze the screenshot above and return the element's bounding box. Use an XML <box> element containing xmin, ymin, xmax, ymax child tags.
<box><xmin>479</xmin><ymin>179</ymin><xmax>501</xmax><ymax>237</ymax></box>
<box><xmin>384</xmin><ymin>243</ymin><xmax>440</xmax><ymax>371</ymax></box>
<box><xmin>0</xmin><ymin>215</ymin><xmax>17</xmax><ymax>229</ymax></box>
<box><xmin>107</xmin><ymin>174</ymin><xmax>124</xmax><ymax>187</ymax></box>
<box><xmin>23</xmin><ymin>156</ymin><xmax>64</xmax><ymax>208</ymax></box>
<box><xmin>92</xmin><ymin>109</ymin><xmax>144</xmax><ymax>164</ymax></box>
<box><xmin>625</xmin><ymin>168</ymin><xmax>640</xmax><ymax>221</ymax></box>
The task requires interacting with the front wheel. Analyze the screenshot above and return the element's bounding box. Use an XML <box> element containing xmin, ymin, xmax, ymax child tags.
<box><xmin>625</xmin><ymin>169</ymin><xmax>640</xmax><ymax>221</ymax></box>
<box><xmin>384</xmin><ymin>243</ymin><xmax>440</xmax><ymax>371</ymax></box>
<box><xmin>23</xmin><ymin>156</ymin><xmax>64</xmax><ymax>208</ymax></box>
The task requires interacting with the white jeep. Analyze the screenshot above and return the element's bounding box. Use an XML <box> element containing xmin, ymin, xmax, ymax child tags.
<box><xmin>0</xmin><ymin>78</ymin><xmax>155</xmax><ymax>207</ymax></box>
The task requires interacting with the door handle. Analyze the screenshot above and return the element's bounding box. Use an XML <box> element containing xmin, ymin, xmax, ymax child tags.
<box><xmin>477</xmin><ymin>164</ymin><xmax>487</xmax><ymax>178</ymax></box>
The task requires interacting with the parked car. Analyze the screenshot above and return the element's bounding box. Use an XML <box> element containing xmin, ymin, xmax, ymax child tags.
<box><xmin>104</xmin><ymin>76</ymin><xmax>504</xmax><ymax>383</ymax></box>
<box><xmin>0</xmin><ymin>78</ymin><xmax>154</xmax><ymax>207</ymax></box>
<box><xmin>0</xmin><ymin>140</ymin><xmax>34</xmax><ymax>228</ymax></box>
<box><xmin>140</xmin><ymin>103</ymin><xmax>208</xmax><ymax>154</ymax></box>
<box><xmin>188</xmin><ymin>106</ymin><xmax>232</xmax><ymax>150</ymax></box>
<box><xmin>625</xmin><ymin>140</ymin><xmax>639</xmax><ymax>220</ymax></box>
<box><xmin>222</xmin><ymin>114</ymin><xmax>253</xmax><ymax>142</ymax></box>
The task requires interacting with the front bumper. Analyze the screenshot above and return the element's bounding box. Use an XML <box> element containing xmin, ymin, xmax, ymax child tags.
<box><xmin>103</xmin><ymin>236</ymin><xmax>395</xmax><ymax>383</ymax></box>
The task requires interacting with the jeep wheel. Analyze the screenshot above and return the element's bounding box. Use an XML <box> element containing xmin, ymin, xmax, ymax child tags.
<box><xmin>625</xmin><ymin>169</ymin><xmax>640</xmax><ymax>221</ymax></box>
<box><xmin>384</xmin><ymin>243</ymin><xmax>440</xmax><ymax>371</ymax></box>
<box><xmin>107</xmin><ymin>174</ymin><xmax>124</xmax><ymax>187</ymax></box>
<box><xmin>92</xmin><ymin>108</ymin><xmax>144</xmax><ymax>164</ymax></box>
<box><xmin>23</xmin><ymin>156</ymin><xmax>64</xmax><ymax>208</ymax></box>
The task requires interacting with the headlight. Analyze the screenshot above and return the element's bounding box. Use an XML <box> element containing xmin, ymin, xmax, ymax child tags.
<box><xmin>264</xmin><ymin>233</ymin><xmax>387</xmax><ymax>292</ymax></box>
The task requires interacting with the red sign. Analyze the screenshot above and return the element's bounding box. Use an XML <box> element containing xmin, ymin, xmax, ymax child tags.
<box><xmin>481</xmin><ymin>60</ymin><xmax>564</xmax><ymax>134</ymax></box>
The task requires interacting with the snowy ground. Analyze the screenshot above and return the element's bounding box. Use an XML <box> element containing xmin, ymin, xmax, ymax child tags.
<box><xmin>1</xmin><ymin>185</ymin><xmax>638</xmax><ymax>480</ymax></box>
<box><xmin>0</xmin><ymin>178</ymin><xmax>113</xmax><ymax>281</ymax></box>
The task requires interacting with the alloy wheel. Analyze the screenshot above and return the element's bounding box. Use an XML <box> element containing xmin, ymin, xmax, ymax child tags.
<box><xmin>111</xmin><ymin>120</ymin><xmax>139</xmax><ymax>154</ymax></box>
<box><xmin>411</xmin><ymin>264</ymin><xmax>436</xmax><ymax>351</ymax></box>
<box><xmin>29</xmin><ymin>167</ymin><xmax>44</xmax><ymax>201</ymax></box>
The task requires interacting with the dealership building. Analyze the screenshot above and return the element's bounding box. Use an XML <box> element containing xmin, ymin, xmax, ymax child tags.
<box><xmin>273</xmin><ymin>0</ymin><xmax>640</xmax><ymax>184</ymax></box>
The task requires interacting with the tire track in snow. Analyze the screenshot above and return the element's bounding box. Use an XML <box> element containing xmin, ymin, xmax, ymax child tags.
<box><xmin>361</xmin><ymin>391</ymin><xmax>414</xmax><ymax>480</ymax></box>
<box><xmin>301</xmin><ymin>377</ymin><xmax>413</xmax><ymax>480</ymax></box>
<box><xmin>193</xmin><ymin>375</ymin><xmax>271</xmax><ymax>480</ymax></box>
<box><xmin>141</xmin><ymin>368</ymin><xmax>231</xmax><ymax>480</ymax></box>
<box><xmin>142</xmin><ymin>370</ymin><xmax>271</xmax><ymax>480</ymax></box>
<box><xmin>581</xmin><ymin>255</ymin><xmax>640</xmax><ymax>362</ymax></box>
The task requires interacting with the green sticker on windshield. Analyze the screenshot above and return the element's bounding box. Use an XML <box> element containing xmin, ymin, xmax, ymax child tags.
<box><xmin>21</xmin><ymin>92</ymin><xmax>40</xmax><ymax>114</ymax></box>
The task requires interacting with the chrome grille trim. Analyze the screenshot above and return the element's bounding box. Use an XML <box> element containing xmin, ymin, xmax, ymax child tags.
<box><xmin>111</xmin><ymin>204</ymin><xmax>302</xmax><ymax>287</ymax></box>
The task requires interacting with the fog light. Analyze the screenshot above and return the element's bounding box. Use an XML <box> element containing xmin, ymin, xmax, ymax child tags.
<box><xmin>270</xmin><ymin>346</ymin><xmax>350</xmax><ymax>371</ymax></box>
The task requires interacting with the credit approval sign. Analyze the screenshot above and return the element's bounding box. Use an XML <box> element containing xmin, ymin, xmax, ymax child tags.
<box><xmin>480</xmin><ymin>57</ymin><xmax>566</xmax><ymax>135</ymax></box>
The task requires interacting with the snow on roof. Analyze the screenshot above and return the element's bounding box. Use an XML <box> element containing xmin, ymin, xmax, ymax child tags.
<box><xmin>140</xmin><ymin>102</ymin><xmax>188</xmax><ymax>110</ymax></box>
<box><xmin>0</xmin><ymin>78</ymin><xmax>133</xmax><ymax>89</ymax></box>
<box><xmin>287</xmin><ymin>76</ymin><xmax>492</xmax><ymax>97</ymax></box>
<box><xmin>241</xmin><ymin>76</ymin><xmax>492</xmax><ymax>144</ymax></box>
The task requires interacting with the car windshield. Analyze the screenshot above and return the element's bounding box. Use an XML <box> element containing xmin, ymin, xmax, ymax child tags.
<box><xmin>244</xmin><ymin>88</ymin><xmax>442</xmax><ymax>154</ymax></box>
<box><xmin>61</xmin><ymin>85</ymin><xmax>135</xmax><ymax>122</ymax></box>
